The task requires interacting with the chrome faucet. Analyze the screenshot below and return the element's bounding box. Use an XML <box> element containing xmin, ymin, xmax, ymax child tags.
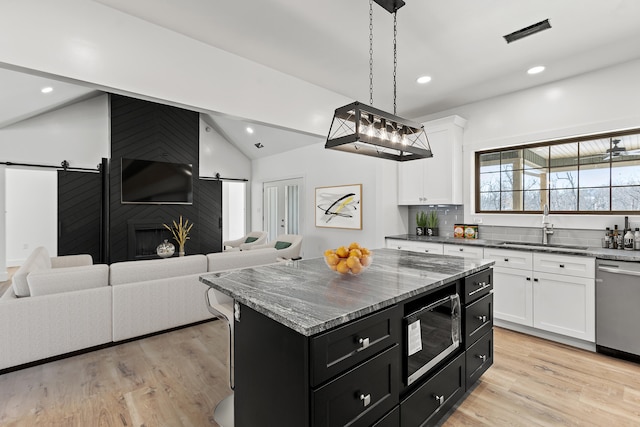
<box><xmin>542</xmin><ymin>204</ymin><xmax>554</xmax><ymax>245</ymax></box>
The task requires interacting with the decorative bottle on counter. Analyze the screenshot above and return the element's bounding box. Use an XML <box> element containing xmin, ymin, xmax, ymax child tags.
<box><xmin>617</xmin><ymin>231</ymin><xmax>624</xmax><ymax>250</ymax></box>
<box><xmin>605</xmin><ymin>227</ymin><xmax>612</xmax><ymax>248</ymax></box>
<box><xmin>635</xmin><ymin>228</ymin><xmax>640</xmax><ymax>250</ymax></box>
<box><xmin>624</xmin><ymin>229</ymin><xmax>634</xmax><ymax>251</ymax></box>
<box><xmin>613</xmin><ymin>225</ymin><xmax>619</xmax><ymax>249</ymax></box>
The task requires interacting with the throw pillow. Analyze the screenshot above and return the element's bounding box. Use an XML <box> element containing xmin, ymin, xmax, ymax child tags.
<box><xmin>274</xmin><ymin>241</ymin><xmax>292</xmax><ymax>250</ymax></box>
<box><xmin>244</xmin><ymin>236</ymin><xmax>259</xmax><ymax>243</ymax></box>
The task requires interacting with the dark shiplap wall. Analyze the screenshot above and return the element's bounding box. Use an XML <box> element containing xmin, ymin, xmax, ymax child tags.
<box><xmin>109</xmin><ymin>94</ymin><xmax>205</xmax><ymax>263</ymax></box>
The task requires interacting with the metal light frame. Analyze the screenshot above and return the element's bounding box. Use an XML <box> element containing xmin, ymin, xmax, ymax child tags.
<box><xmin>326</xmin><ymin>102</ymin><xmax>433</xmax><ymax>161</ymax></box>
<box><xmin>325</xmin><ymin>0</ymin><xmax>433</xmax><ymax>162</ymax></box>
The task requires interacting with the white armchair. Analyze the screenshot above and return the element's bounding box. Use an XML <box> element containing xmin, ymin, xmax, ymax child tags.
<box><xmin>223</xmin><ymin>231</ymin><xmax>267</xmax><ymax>251</ymax></box>
<box><xmin>249</xmin><ymin>234</ymin><xmax>303</xmax><ymax>260</ymax></box>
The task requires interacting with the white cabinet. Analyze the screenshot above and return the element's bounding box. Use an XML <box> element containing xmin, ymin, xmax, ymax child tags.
<box><xmin>532</xmin><ymin>253</ymin><xmax>595</xmax><ymax>342</ymax></box>
<box><xmin>442</xmin><ymin>244</ymin><xmax>484</xmax><ymax>259</ymax></box>
<box><xmin>385</xmin><ymin>238</ymin><xmax>443</xmax><ymax>255</ymax></box>
<box><xmin>483</xmin><ymin>247</ymin><xmax>595</xmax><ymax>342</ymax></box>
<box><xmin>483</xmin><ymin>248</ymin><xmax>534</xmax><ymax>327</ymax></box>
<box><xmin>398</xmin><ymin>115</ymin><xmax>467</xmax><ymax>205</ymax></box>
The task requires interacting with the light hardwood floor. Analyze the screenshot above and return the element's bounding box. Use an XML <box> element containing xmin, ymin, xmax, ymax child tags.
<box><xmin>1</xmin><ymin>323</ymin><xmax>640</xmax><ymax>426</ymax></box>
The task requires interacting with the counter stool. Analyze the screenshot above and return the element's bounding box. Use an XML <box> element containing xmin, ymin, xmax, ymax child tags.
<box><xmin>205</xmin><ymin>289</ymin><xmax>235</xmax><ymax>427</ymax></box>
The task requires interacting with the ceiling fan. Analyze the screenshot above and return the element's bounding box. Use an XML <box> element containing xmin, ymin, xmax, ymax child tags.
<box><xmin>603</xmin><ymin>139</ymin><xmax>640</xmax><ymax>160</ymax></box>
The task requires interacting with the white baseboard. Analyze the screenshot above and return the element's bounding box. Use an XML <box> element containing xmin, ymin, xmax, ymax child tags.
<box><xmin>494</xmin><ymin>319</ymin><xmax>596</xmax><ymax>352</ymax></box>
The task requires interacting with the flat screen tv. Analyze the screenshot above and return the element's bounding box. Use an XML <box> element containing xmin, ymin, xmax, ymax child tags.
<box><xmin>121</xmin><ymin>158</ymin><xmax>193</xmax><ymax>204</ymax></box>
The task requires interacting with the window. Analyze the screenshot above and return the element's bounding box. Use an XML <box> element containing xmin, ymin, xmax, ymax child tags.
<box><xmin>476</xmin><ymin>129</ymin><xmax>640</xmax><ymax>213</ymax></box>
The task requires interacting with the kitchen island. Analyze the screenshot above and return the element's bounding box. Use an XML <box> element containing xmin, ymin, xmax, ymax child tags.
<box><xmin>200</xmin><ymin>248</ymin><xmax>494</xmax><ymax>427</ymax></box>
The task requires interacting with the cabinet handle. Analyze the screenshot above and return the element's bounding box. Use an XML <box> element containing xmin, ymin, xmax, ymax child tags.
<box><xmin>397</xmin><ymin>246</ymin><xmax>401</xmax><ymax>249</ymax></box>
<box><xmin>434</xmin><ymin>394</ymin><xmax>445</xmax><ymax>405</ymax></box>
<box><xmin>476</xmin><ymin>315</ymin><xmax>487</xmax><ymax>323</ymax></box>
<box><xmin>533</xmin><ymin>278</ymin><xmax>539</xmax><ymax>282</ymax></box>
<box><xmin>360</xmin><ymin>393</ymin><xmax>371</xmax><ymax>407</ymax></box>
<box><xmin>526</xmin><ymin>277</ymin><xmax>531</xmax><ymax>281</ymax></box>
<box><xmin>475</xmin><ymin>281</ymin><xmax>486</xmax><ymax>287</ymax></box>
<box><xmin>504</xmin><ymin>258</ymin><xmax>509</xmax><ymax>262</ymax></box>
<box><xmin>559</xmin><ymin>264</ymin><xmax>565</xmax><ymax>268</ymax></box>
<box><xmin>477</xmin><ymin>354</ymin><xmax>487</xmax><ymax>362</ymax></box>
<box><xmin>358</xmin><ymin>337</ymin><xmax>370</xmax><ymax>350</ymax></box>
<box><xmin>459</xmin><ymin>248</ymin><xmax>464</xmax><ymax>252</ymax></box>
<box><xmin>424</xmin><ymin>249</ymin><xmax>429</xmax><ymax>253</ymax></box>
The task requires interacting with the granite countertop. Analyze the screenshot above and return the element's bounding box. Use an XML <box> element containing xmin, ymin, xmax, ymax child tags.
<box><xmin>200</xmin><ymin>248</ymin><xmax>494</xmax><ymax>337</ymax></box>
<box><xmin>386</xmin><ymin>234</ymin><xmax>640</xmax><ymax>262</ymax></box>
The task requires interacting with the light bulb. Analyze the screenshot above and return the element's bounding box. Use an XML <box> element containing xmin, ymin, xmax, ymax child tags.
<box><xmin>391</xmin><ymin>130</ymin><xmax>399</xmax><ymax>143</ymax></box>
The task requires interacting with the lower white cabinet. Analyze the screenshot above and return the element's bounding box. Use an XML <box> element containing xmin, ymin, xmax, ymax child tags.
<box><xmin>443</xmin><ymin>244</ymin><xmax>484</xmax><ymax>259</ymax></box>
<box><xmin>385</xmin><ymin>239</ymin><xmax>444</xmax><ymax>255</ymax></box>
<box><xmin>484</xmin><ymin>248</ymin><xmax>595</xmax><ymax>343</ymax></box>
<box><xmin>493</xmin><ymin>267</ymin><xmax>533</xmax><ymax>326</ymax></box>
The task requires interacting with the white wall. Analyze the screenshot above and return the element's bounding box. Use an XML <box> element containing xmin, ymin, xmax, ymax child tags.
<box><xmin>0</xmin><ymin>0</ymin><xmax>349</xmax><ymax>138</ymax></box>
<box><xmin>0</xmin><ymin>94</ymin><xmax>109</xmax><ymax>168</ymax></box>
<box><xmin>5</xmin><ymin>169</ymin><xmax>57</xmax><ymax>266</ymax></box>
<box><xmin>251</xmin><ymin>143</ymin><xmax>406</xmax><ymax>259</ymax></box>
<box><xmin>199</xmin><ymin>118</ymin><xmax>251</xmax><ymax>180</ymax></box>
<box><xmin>0</xmin><ymin>165</ymin><xmax>6</xmax><ymax>280</ymax></box>
<box><xmin>415</xmin><ymin>58</ymin><xmax>640</xmax><ymax>231</ymax></box>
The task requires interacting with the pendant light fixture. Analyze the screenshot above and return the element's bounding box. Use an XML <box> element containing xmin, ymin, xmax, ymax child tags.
<box><xmin>325</xmin><ymin>0</ymin><xmax>433</xmax><ymax>162</ymax></box>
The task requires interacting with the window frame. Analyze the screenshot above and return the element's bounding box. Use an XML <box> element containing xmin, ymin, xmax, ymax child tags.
<box><xmin>475</xmin><ymin>127</ymin><xmax>640</xmax><ymax>214</ymax></box>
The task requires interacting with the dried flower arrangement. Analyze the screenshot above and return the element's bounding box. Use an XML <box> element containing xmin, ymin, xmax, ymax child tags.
<box><xmin>163</xmin><ymin>215</ymin><xmax>194</xmax><ymax>255</ymax></box>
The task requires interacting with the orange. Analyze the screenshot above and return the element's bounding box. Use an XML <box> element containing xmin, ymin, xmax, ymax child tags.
<box><xmin>325</xmin><ymin>253</ymin><xmax>339</xmax><ymax>266</ymax></box>
<box><xmin>360</xmin><ymin>255</ymin><xmax>372</xmax><ymax>266</ymax></box>
<box><xmin>348</xmin><ymin>242</ymin><xmax>361</xmax><ymax>250</ymax></box>
<box><xmin>324</xmin><ymin>249</ymin><xmax>335</xmax><ymax>257</ymax></box>
<box><xmin>350</xmin><ymin>263</ymin><xmax>362</xmax><ymax>274</ymax></box>
<box><xmin>349</xmin><ymin>249</ymin><xmax>363</xmax><ymax>258</ymax></box>
<box><xmin>346</xmin><ymin>255</ymin><xmax>362</xmax><ymax>269</ymax></box>
<box><xmin>361</xmin><ymin>248</ymin><xmax>371</xmax><ymax>256</ymax></box>
<box><xmin>336</xmin><ymin>259</ymin><xmax>350</xmax><ymax>274</ymax></box>
<box><xmin>336</xmin><ymin>246</ymin><xmax>350</xmax><ymax>258</ymax></box>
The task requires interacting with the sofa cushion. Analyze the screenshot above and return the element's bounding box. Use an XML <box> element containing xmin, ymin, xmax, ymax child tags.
<box><xmin>28</xmin><ymin>264</ymin><xmax>110</xmax><ymax>297</ymax></box>
<box><xmin>12</xmin><ymin>246</ymin><xmax>52</xmax><ymax>297</ymax></box>
<box><xmin>110</xmin><ymin>254</ymin><xmax>208</xmax><ymax>286</ymax></box>
<box><xmin>274</xmin><ymin>241</ymin><xmax>292</xmax><ymax>250</ymax></box>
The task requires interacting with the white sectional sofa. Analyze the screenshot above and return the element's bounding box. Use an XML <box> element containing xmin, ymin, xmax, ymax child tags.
<box><xmin>0</xmin><ymin>245</ymin><xmax>290</xmax><ymax>371</ymax></box>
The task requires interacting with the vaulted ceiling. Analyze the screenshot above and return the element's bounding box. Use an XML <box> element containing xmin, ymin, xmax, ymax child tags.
<box><xmin>3</xmin><ymin>0</ymin><xmax>640</xmax><ymax>159</ymax></box>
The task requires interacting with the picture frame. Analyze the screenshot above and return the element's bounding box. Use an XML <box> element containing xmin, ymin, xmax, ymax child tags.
<box><xmin>315</xmin><ymin>184</ymin><xmax>362</xmax><ymax>229</ymax></box>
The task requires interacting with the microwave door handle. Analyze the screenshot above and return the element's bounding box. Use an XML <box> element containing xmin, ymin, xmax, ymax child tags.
<box><xmin>451</xmin><ymin>294</ymin><xmax>461</xmax><ymax>344</ymax></box>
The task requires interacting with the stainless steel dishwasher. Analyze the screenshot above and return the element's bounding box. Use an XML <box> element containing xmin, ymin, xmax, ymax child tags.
<box><xmin>596</xmin><ymin>259</ymin><xmax>640</xmax><ymax>361</ymax></box>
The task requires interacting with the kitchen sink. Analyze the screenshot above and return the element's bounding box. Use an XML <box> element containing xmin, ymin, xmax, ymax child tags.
<box><xmin>497</xmin><ymin>241</ymin><xmax>589</xmax><ymax>252</ymax></box>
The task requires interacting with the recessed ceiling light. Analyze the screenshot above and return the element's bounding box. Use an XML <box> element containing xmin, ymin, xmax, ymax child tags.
<box><xmin>416</xmin><ymin>75</ymin><xmax>432</xmax><ymax>84</ymax></box>
<box><xmin>527</xmin><ymin>66</ymin><xmax>545</xmax><ymax>75</ymax></box>
<box><xmin>41</xmin><ymin>87</ymin><xmax>53</xmax><ymax>94</ymax></box>
<box><xmin>246</xmin><ymin>127</ymin><xmax>254</xmax><ymax>134</ymax></box>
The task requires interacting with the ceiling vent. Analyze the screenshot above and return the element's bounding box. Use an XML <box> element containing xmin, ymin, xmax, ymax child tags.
<box><xmin>504</xmin><ymin>19</ymin><xmax>551</xmax><ymax>43</ymax></box>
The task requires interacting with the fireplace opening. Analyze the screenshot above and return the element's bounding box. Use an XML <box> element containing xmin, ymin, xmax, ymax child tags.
<box><xmin>128</xmin><ymin>220</ymin><xmax>174</xmax><ymax>260</ymax></box>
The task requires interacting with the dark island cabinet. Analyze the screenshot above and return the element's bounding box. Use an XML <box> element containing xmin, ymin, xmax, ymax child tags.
<box><xmin>233</xmin><ymin>268</ymin><xmax>493</xmax><ymax>427</ymax></box>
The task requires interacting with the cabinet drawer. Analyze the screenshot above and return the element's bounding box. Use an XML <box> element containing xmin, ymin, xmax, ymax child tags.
<box><xmin>312</xmin><ymin>345</ymin><xmax>399</xmax><ymax>427</ymax></box>
<box><xmin>443</xmin><ymin>244</ymin><xmax>484</xmax><ymax>259</ymax></box>
<box><xmin>372</xmin><ymin>406</ymin><xmax>399</xmax><ymax>427</ymax></box>
<box><xmin>483</xmin><ymin>248</ymin><xmax>533</xmax><ymax>269</ymax></box>
<box><xmin>311</xmin><ymin>305</ymin><xmax>401</xmax><ymax>387</ymax></box>
<box><xmin>533</xmin><ymin>253</ymin><xmax>595</xmax><ymax>278</ymax></box>
<box><xmin>400</xmin><ymin>352</ymin><xmax>465</xmax><ymax>427</ymax></box>
<box><xmin>386</xmin><ymin>240</ymin><xmax>443</xmax><ymax>255</ymax></box>
<box><xmin>466</xmin><ymin>329</ymin><xmax>493</xmax><ymax>388</ymax></box>
<box><xmin>462</xmin><ymin>268</ymin><xmax>493</xmax><ymax>304</ymax></box>
<box><xmin>465</xmin><ymin>293</ymin><xmax>493</xmax><ymax>348</ymax></box>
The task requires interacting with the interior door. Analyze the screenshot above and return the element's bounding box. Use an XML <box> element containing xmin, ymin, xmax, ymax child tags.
<box><xmin>263</xmin><ymin>178</ymin><xmax>302</xmax><ymax>242</ymax></box>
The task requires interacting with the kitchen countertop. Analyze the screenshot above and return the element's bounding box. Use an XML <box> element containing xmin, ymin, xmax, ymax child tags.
<box><xmin>200</xmin><ymin>248</ymin><xmax>494</xmax><ymax>336</ymax></box>
<box><xmin>386</xmin><ymin>234</ymin><xmax>640</xmax><ymax>262</ymax></box>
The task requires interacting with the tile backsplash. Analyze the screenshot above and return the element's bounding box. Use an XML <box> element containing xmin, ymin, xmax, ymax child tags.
<box><xmin>406</xmin><ymin>206</ymin><xmax>604</xmax><ymax>247</ymax></box>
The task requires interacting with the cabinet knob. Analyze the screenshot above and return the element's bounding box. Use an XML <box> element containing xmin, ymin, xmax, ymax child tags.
<box><xmin>358</xmin><ymin>337</ymin><xmax>370</xmax><ymax>350</ymax></box>
<box><xmin>434</xmin><ymin>394</ymin><xmax>445</xmax><ymax>405</ymax></box>
<box><xmin>360</xmin><ymin>393</ymin><xmax>371</xmax><ymax>407</ymax></box>
<box><xmin>477</xmin><ymin>354</ymin><xmax>487</xmax><ymax>362</ymax></box>
<box><xmin>459</xmin><ymin>248</ymin><xmax>464</xmax><ymax>251</ymax></box>
<box><xmin>533</xmin><ymin>278</ymin><xmax>539</xmax><ymax>282</ymax></box>
<box><xmin>526</xmin><ymin>277</ymin><xmax>531</xmax><ymax>281</ymax></box>
<box><xmin>504</xmin><ymin>258</ymin><xmax>509</xmax><ymax>262</ymax></box>
<box><xmin>424</xmin><ymin>249</ymin><xmax>429</xmax><ymax>253</ymax></box>
<box><xmin>559</xmin><ymin>264</ymin><xmax>565</xmax><ymax>268</ymax></box>
<box><xmin>475</xmin><ymin>281</ymin><xmax>486</xmax><ymax>287</ymax></box>
<box><xmin>476</xmin><ymin>315</ymin><xmax>487</xmax><ymax>323</ymax></box>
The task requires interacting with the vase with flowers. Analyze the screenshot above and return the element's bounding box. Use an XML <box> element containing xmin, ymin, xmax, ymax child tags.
<box><xmin>163</xmin><ymin>215</ymin><xmax>194</xmax><ymax>256</ymax></box>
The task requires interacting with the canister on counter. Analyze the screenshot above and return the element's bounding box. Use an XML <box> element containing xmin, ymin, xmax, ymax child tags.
<box><xmin>454</xmin><ymin>224</ymin><xmax>465</xmax><ymax>238</ymax></box>
<box><xmin>464</xmin><ymin>224</ymin><xmax>478</xmax><ymax>239</ymax></box>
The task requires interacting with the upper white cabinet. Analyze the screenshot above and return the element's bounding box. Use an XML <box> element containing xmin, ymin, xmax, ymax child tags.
<box><xmin>398</xmin><ymin>115</ymin><xmax>467</xmax><ymax>205</ymax></box>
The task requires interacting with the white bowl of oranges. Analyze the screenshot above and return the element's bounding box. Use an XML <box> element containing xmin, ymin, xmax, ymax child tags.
<box><xmin>324</xmin><ymin>242</ymin><xmax>372</xmax><ymax>275</ymax></box>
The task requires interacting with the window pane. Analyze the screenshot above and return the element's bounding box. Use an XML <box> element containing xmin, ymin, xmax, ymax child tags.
<box><xmin>611</xmin><ymin>135</ymin><xmax>640</xmax><ymax>163</ymax></box>
<box><xmin>501</xmin><ymin>170</ymin><xmax>514</xmax><ymax>191</ymax></box>
<box><xmin>550</xmin><ymin>188</ymin><xmax>577</xmax><ymax>211</ymax></box>
<box><xmin>502</xmin><ymin>191</ymin><xmax>523</xmax><ymax>211</ymax></box>
<box><xmin>550</xmin><ymin>142</ymin><xmax>579</xmax><ymax>168</ymax></box>
<box><xmin>549</xmin><ymin>169</ymin><xmax>578</xmax><ymax>189</ymax></box>
<box><xmin>479</xmin><ymin>153</ymin><xmax>501</xmax><ymax>174</ymax></box>
<box><xmin>612</xmin><ymin>186</ymin><xmax>640</xmax><ymax>210</ymax></box>
<box><xmin>524</xmin><ymin>168</ymin><xmax>546</xmax><ymax>191</ymax></box>
<box><xmin>579</xmin><ymin>187</ymin><xmax>610</xmax><ymax>211</ymax></box>
<box><xmin>479</xmin><ymin>172</ymin><xmax>501</xmax><ymax>192</ymax></box>
<box><xmin>523</xmin><ymin>147</ymin><xmax>548</xmax><ymax>169</ymax></box>
<box><xmin>579</xmin><ymin>163</ymin><xmax>610</xmax><ymax>188</ymax></box>
<box><xmin>479</xmin><ymin>192</ymin><xmax>500</xmax><ymax>211</ymax></box>
<box><xmin>501</xmin><ymin>150</ymin><xmax>523</xmax><ymax>171</ymax></box>
<box><xmin>612</xmin><ymin>160</ymin><xmax>640</xmax><ymax>186</ymax></box>
<box><xmin>579</xmin><ymin>138</ymin><xmax>610</xmax><ymax>165</ymax></box>
<box><xmin>523</xmin><ymin>190</ymin><xmax>543</xmax><ymax>211</ymax></box>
